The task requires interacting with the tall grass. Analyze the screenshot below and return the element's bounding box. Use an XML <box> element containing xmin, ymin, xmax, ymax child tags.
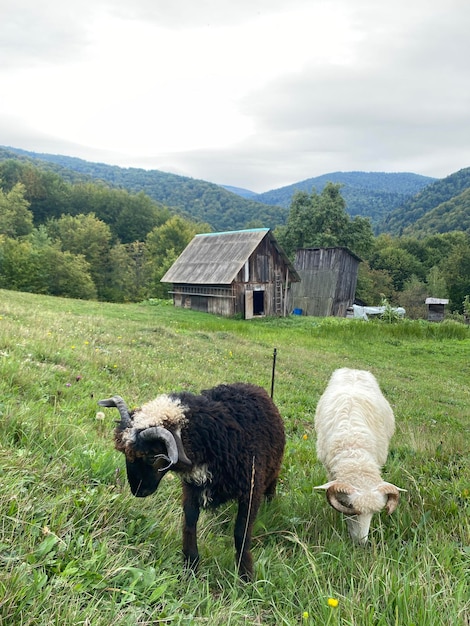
<box><xmin>0</xmin><ymin>289</ymin><xmax>469</xmax><ymax>625</ymax></box>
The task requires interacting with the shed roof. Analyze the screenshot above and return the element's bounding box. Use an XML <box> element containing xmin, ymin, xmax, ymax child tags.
<box><xmin>161</xmin><ymin>228</ymin><xmax>299</xmax><ymax>285</ymax></box>
<box><xmin>425</xmin><ymin>298</ymin><xmax>449</xmax><ymax>305</ymax></box>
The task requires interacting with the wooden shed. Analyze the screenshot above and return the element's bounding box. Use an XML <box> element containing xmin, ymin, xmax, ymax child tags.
<box><xmin>425</xmin><ymin>297</ymin><xmax>449</xmax><ymax>322</ymax></box>
<box><xmin>290</xmin><ymin>247</ymin><xmax>361</xmax><ymax>317</ymax></box>
<box><xmin>161</xmin><ymin>228</ymin><xmax>300</xmax><ymax>318</ymax></box>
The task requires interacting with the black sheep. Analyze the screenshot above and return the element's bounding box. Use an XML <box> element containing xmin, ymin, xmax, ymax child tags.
<box><xmin>99</xmin><ymin>382</ymin><xmax>285</xmax><ymax>581</ymax></box>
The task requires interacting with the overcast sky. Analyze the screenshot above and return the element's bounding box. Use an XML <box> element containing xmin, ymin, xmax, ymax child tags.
<box><xmin>1</xmin><ymin>0</ymin><xmax>469</xmax><ymax>192</ymax></box>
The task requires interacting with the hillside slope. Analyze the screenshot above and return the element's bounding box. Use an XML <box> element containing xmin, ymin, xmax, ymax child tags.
<box><xmin>379</xmin><ymin>167</ymin><xmax>470</xmax><ymax>235</ymax></box>
<box><xmin>402</xmin><ymin>186</ymin><xmax>470</xmax><ymax>237</ymax></box>
<box><xmin>250</xmin><ymin>171</ymin><xmax>436</xmax><ymax>224</ymax></box>
<box><xmin>4</xmin><ymin>146</ymin><xmax>469</xmax><ymax>236</ymax></box>
<box><xmin>0</xmin><ymin>146</ymin><xmax>287</xmax><ymax>232</ymax></box>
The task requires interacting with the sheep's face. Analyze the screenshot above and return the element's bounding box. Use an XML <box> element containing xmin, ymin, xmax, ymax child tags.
<box><xmin>315</xmin><ymin>479</ymin><xmax>404</xmax><ymax>544</ymax></box>
<box><xmin>340</xmin><ymin>488</ymin><xmax>387</xmax><ymax>543</ymax></box>
<box><xmin>124</xmin><ymin>442</ymin><xmax>173</xmax><ymax>497</ymax></box>
<box><xmin>345</xmin><ymin>513</ymin><xmax>374</xmax><ymax>545</ymax></box>
<box><xmin>101</xmin><ymin>393</ymin><xmax>192</xmax><ymax>497</ymax></box>
<box><xmin>115</xmin><ymin>425</ymin><xmax>180</xmax><ymax>497</ymax></box>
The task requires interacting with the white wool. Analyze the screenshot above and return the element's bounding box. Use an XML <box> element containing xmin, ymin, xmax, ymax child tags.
<box><xmin>314</xmin><ymin>368</ymin><xmax>396</xmax><ymax>543</ymax></box>
<box><xmin>183</xmin><ymin>464</ymin><xmax>213</xmax><ymax>487</ymax></box>
<box><xmin>315</xmin><ymin>368</ymin><xmax>394</xmax><ymax>477</ymax></box>
<box><xmin>133</xmin><ymin>394</ymin><xmax>188</xmax><ymax>429</ymax></box>
<box><xmin>182</xmin><ymin>464</ymin><xmax>214</xmax><ymax>508</ymax></box>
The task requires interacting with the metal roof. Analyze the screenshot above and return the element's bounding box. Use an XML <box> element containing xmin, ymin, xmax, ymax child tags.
<box><xmin>161</xmin><ymin>228</ymin><xmax>299</xmax><ymax>285</ymax></box>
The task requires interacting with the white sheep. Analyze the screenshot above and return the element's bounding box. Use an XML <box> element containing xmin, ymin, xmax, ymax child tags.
<box><xmin>314</xmin><ymin>368</ymin><xmax>405</xmax><ymax>544</ymax></box>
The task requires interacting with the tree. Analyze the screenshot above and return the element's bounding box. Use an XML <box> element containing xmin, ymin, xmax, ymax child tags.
<box><xmin>398</xmin><ymin>276</ymin><xmax>428</xmax><ymax>319</ymax></box>
<box><xmin>0</xmin><ymin>182</ymin><xmax>34</xmax><ymax>237</ymax></box>
<box><xmin>355</xmin><ymin>261</ymin><xmax>395</xmax><ymax>305</ymax></box>
<box><xmin>441</xmin><ymin>237</ymin><xmax>470</xmax><ymax>312</ymax></box>
<box><xmin>104</xmin><ymin>242</ymin><xmax>147</xmax><ymax>302</ymax></box>
<box><xmin>426</xmin><ymin>266</ymin><xmax>448</xmax><ymax>299</ymax></box>
<box><xmin>276</xmin><ymin>183</ymin><xmax>374</xmax><ymax>259</ymax></box>
<box><xmin>369</xmin><ymin>236</ymin><xmax>425</xmax><ymax>292</ymax></box>
<box><xmin>46</xmin><ymin>213</ymin><xmax>112</xmax><ymax>298</ymax></box>
<box><xmin>0</xmin><ymin>234</ymin><xmax>96</xmax><ymax>299</ymax></box>
<box><xmin>114</xmin><ymin>192</ymin><xmax>170</xmax><ymax>243</ymax></box>
<box><xmin>144</xmin><ymin>216</ymin><xmax>205</xmax><ymax>297</ymax></box>
<box><xmin>67</xmin><ymin>184</ymin><xmax>170</xmax><ymax>243</ymax></box>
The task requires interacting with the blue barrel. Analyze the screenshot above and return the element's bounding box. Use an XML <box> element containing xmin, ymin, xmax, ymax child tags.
<box><xmin>292</xmin><ymin>308</ymin><xmax>303</xmax><ymax>316</ymax></box>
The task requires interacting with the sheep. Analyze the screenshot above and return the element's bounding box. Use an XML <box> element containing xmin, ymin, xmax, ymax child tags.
<box><xmin>98</xmin><ymin>382</ymin><xmax>285</xmax><ymax>581</ymax></box>
<box><xmin>314</xmin><ymin>368</ymin><xmax>405</xmax><ymax>544</ymax></box>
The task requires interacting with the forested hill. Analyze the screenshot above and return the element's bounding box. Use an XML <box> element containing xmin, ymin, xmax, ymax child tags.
<box><xmin>234</xmin><ymin>171</ymin><xmax>436</xmax><ymax>225</ymax></box>
<box><xmin>378</xmin><ymin>167</ymin><xmax>470</xmax><ymax>236</ymax></box>
<box><xmin>0</xmin><ymin>147</ymin><xmax>287</xmax><ymax>232</ymax></box>
<box><xmin>402</xmin><ymin>187</ymin><xmax>470</xmax><ymax>237</ymax></box>
<box><xmin>3</xmin><ymin>146</ymin><xmax>469</xmax><ymax>236</ymax></box>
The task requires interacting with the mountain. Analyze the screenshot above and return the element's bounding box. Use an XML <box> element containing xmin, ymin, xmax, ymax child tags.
<box><xmin>0</xmin><ymin>146</ymin><xmax>287</xmax><ymax>232</ymax></box>
<box><xmin>379</xmin><ymin>167</ymin><xmax>470</xmax><ymax>236</ymax></box>
<box><xmin>2</xmin><ymin>146</ymin><xmax>469</xmax><ymax>236</ymax></box>
<box><xmin>234</xmin><ymin>171</ymin><xmax>437</xmax><ymax>226</ymax></box>
<box><xmin>221</xmin><ymin>184</ymin><xmax>258</xmax><ymax>200</ymax></box>
<box><xmin>402</xmin><ymin>187</ymin><xmax>470</xmax><ymax>237</ymax></box>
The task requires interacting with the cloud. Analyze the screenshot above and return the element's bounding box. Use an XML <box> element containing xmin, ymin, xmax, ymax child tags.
<box><xmin>1</xmin><ymin>0</ymin><xmax>469</xmax><ymax>192</ymax></box>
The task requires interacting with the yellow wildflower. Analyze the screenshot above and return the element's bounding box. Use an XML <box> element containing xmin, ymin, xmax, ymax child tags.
<box><xmin>303</xmin><ymin>434</ymin><xmax>308</xmax><ymax>440</ymax></box>
<box><xmin>327</xmin><ymin>598</ymin><xmax>339</xmax><ymax>608</ymax></box>
<box><xmin>302</xmin><ymin>611</ymin><xmax>309</xmax><ymax>619</ymax></box>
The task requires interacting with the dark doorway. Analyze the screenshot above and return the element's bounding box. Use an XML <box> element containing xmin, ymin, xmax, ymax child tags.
<box><xmin>253</xmin><ymin>290</ymin><xmax>265</xmax><ymax>315</ymax></box>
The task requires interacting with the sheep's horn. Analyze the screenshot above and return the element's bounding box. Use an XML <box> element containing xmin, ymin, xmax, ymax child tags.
<box><xmin>315</xmin><ymin>481</ymin><xmax>361</xmax><ymax>516</ymax></box>
<box><xmin>377</xmin><ymin>482</ymin><xmax>406</xmax><ymax>515</ymax></box>
<box><xmin>139</xmin><ymin>427</ymin><xmax>183</xmax><ymax>468</ymax></box>
<box><xmin>98</xmin><ymin>395</ymin><xmax>132</xmax><ymax>428</ymax></box>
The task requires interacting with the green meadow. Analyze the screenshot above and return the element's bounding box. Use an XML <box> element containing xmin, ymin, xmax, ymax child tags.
<box><xmin>0</xmin><ymin>289</ymin><xmax>469</xmax><ymax>625</ymax></box>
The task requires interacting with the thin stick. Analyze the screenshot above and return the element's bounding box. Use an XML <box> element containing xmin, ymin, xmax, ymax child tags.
<box><xmin>270</xmin><ymin>347</ymin><xmax>277</xmax><ymax>399</ymax></box>
<box><xmin>237</xmin><ymin>456</ymin><xmax>256</xmax><ymax>573</ymax></box>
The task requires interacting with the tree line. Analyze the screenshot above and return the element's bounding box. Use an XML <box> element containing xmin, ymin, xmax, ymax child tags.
<box><xmin>0</xmin><ymin>160</ymin><xmax>209</xmax><ymax>301</ymax></box>
<box><xmin>1</xmin><ymin>160</ymin><xmax>469</xmax><ymax>316</ymax></box>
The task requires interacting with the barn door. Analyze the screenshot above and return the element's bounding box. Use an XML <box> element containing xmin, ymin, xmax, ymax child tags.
<box><xmin>245</xmin><ymin>290</ymin><xmax>254</xmax><ymax>319</ymax></box>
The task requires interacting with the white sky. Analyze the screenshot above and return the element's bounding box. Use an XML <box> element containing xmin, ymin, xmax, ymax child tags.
<box><xmin>1</xmin><ymin>0</ymin><xmax>469</xmax><ymax>192</ymax></box>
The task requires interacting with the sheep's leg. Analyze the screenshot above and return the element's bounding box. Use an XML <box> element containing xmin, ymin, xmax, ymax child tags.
<box><xmin>182</xmin><ymin>485</ymin><xmax>200</xmax><ymax>571</ymax></box>
<box><xmin>234</xmin><ymin>497</ymin><xmax>260</xmax><ymax>581</ymax></box>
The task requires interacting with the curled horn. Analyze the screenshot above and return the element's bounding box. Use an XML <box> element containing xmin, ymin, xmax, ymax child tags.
<box><xmin>139</xmin><ymin>427</ymin><xmax>192</xmax><ymax>469</ymax></box>
<box><xmin>377</xmin><ymin>482</ymin><xmax>406</xmax><ymax>515</ymax></box>
<box><xmin>98</xmin><ymin>395</ymin><xmax>132</xmax><ymax>428</ymax></box>
<box><xmin>315</xmin><ymin>481</ymin><xmax>361</xmax><ymax>516</ymax></box>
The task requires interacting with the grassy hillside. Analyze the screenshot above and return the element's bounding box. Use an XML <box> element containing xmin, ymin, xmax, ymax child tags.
<box><xmin>0</xmin><ymin>290</ymin><xmax>469</xmax><ymax>625</ymax></box>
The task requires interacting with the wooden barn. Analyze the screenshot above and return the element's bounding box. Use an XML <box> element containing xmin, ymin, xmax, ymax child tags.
<box><xmin>291</xmin><ymin>247</ymin><xmax>361</xmax><ymax>317</ymax></box>
<box><xmin>161</xmin><ymin>228</ymin><xmax>300</xmax><ymax>318</ymax></box>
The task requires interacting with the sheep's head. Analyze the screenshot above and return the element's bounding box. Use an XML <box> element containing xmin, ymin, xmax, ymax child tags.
<box><xmin>314</xmin><ymin>480</ymin><xmax>405</xmax><ymax>544</ymax></box>
<box><xmin>98</xmin><ymin>395</ymin><xmax>192</xmax><ymax>497</ymax></box>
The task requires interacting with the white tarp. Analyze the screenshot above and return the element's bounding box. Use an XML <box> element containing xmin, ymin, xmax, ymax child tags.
<box><xmin>351</xmin><ymin>304</ymin><xmax>406</xmax><ymax>320</ymax></box>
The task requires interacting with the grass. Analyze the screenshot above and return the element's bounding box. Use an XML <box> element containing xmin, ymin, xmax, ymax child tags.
<box><xmin>0</xmin><ymin>289</ymin><xmax>469</xmax><ymax>625</ymax></box>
